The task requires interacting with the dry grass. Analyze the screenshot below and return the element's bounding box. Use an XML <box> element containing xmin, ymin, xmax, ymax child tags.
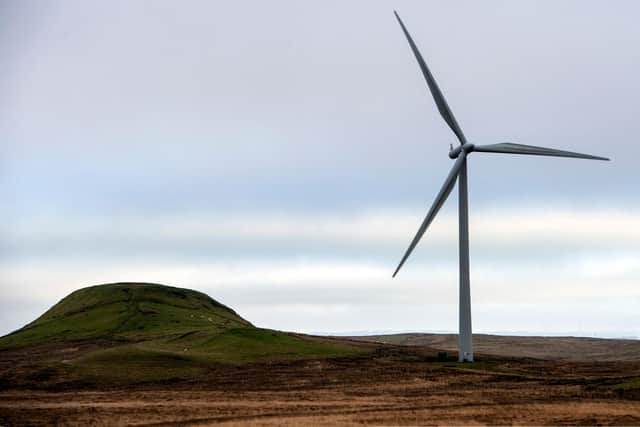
<box><xmin>352</xmin><ymin>333</ymin><xmax>640</xmax><ymax>362</ymax></box>
<box><xmin>1</xmin><ymin>343</ymin><xmax>640</xmax><ymax>426</ymax></box>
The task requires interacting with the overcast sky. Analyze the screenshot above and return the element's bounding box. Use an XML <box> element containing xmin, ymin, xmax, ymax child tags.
<box><xmin>1</xmin><ymin>1</ymin><xmax>638</xmax><ymax>338</ymax></box>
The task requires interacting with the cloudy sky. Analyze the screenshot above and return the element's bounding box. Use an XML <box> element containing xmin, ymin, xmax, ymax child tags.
<box><xmin>1</xmin><ymin>1</ymin><xmax>638</xmax><ymax>338</ymax></box>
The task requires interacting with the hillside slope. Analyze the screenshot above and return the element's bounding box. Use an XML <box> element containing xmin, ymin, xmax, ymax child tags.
<box><xmin>0</xmin><ymin>283</ymin><xmax>363</xmax><ymax>386</ymax></box>
<box><xmin>0</xmin><ymin>282</ymin><xmax>252</xmax><ymax>348</ymax></box>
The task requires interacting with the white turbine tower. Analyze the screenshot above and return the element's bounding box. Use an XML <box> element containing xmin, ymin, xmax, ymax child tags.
<box><xmin>391</xmin><ymin>11</ymin><xmax>609</xmax><ymax>362</ymax></box>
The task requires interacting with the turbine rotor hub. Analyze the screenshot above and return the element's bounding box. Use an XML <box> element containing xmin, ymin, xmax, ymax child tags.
<box><xmin>448</xmin><ymin>143</ymin><xmax>475</xmax><ymax>159</ymax></box>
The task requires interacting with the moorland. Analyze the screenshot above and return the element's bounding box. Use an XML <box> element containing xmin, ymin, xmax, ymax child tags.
<box><xmin>1</xmin><ymin>282</ymin><xmax>639</xmax><ymax>425</ymax></box>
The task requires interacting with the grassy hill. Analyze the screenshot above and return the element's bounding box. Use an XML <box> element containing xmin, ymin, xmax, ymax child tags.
<box><xmin>0</xmin><ymin>283</ymin><xmax>363</xmax><ymax>386</ymax></box>
<box><xmin>0</xmin><ymin>282</ymin><xmax>252</xmax><ymax>348</ymax></box>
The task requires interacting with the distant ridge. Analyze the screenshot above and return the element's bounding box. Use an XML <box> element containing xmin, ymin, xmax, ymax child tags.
<box><xmin>350</xmin><ymin>333</ymin><xmax>640</xmax><ymax>362</ymax></box>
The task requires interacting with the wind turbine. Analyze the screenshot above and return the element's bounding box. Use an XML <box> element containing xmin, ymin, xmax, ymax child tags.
<box><xmin>391</xmin><ymin>11</ymin><xmax>609</xmax><ymax>362</ymax></box>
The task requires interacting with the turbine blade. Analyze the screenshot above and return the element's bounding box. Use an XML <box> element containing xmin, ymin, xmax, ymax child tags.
<box><xmin>393</xmin><ymin>152</ymin><xmax>467</xmax><ymax>278</ymax></box>
<box><xmin>394</xmin><ymin>11</ymin><xmax>467</xmax><ymax>145</ymax></box>
<box><xmin>473</xmin><ymin>143</ymin><xmax>610</xmax><ymax>161</ymax></box>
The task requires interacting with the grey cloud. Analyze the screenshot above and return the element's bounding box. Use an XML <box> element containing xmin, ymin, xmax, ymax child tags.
<box><xmin>1</xmin><ymin>208</ymin><xmax>638</xmax><ymax>265</ymax></box>
<box><xmin>1</xmin><ymin>1</ymin><xmax>639</xmax><ymax>338</ymax></box>
<box><xmin>2</xmin><ymin>1</ymin><xmax>638</xmax><ymax>217</ymax></box>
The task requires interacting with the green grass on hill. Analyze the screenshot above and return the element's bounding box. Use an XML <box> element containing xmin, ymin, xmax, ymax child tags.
<box><xmin>0</xmin><ymin>283</ymin><xmax>364</xmax><ymax>384</ymax></box>
<box><xmin>70</xmin><ymin>328</ymin><xmax>360</xmax><ymax>383</ymax></box>
<box><xmin>156</xmin><ymin>327</ymin><xmax>360</xmax><ymax>362</ymax></box>
<box><xmin>0</xmin><ymin>282</ymin><xmax>252</xmax><ymax>348</ymax></box>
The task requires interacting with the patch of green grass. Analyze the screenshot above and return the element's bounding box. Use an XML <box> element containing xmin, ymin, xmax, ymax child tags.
<box><xmin>173</xmin><ymin>327</ymin><xmax>363</xmax><ymax>363</ymax></box>
<box><xmin>71</xmin><ymin>346</ymin><xmax>207</xmax><ymax>383</ymax></box>
<box><xmin>613</xmin><ymin>377</ymin><xmax>640</xmax><ymax>391</ymax></box>
<box><xmin>67</xmin><ymin>328</ymin><xmax>363</xmax><ymax>384</ymax></box>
